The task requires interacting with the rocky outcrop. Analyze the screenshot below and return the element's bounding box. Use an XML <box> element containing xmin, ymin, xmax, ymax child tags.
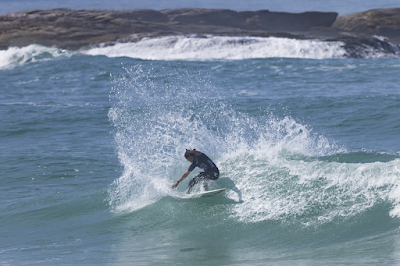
<box><xmin>0</xmin><ymin>8</ymin><xmax>338</xmax><ymax>50</ymax></box>
<box><xmin>0</xmin><ymin>7</ymin><xmax>399</xmax><ymax>57</ymax></box>
<box><xmin>0</xmin><ymin>9</ymin><xmax>167</xmax><ymax>50</ymax></box>
<box><xmin>162</xmin><ymin>9</ymin><xmax>338</xmax><ymax>32</ymax></box>
<box><xmin>333</xmin><ymin>8</ymin><xmax>400</xmax><ymax>43</ymax></box>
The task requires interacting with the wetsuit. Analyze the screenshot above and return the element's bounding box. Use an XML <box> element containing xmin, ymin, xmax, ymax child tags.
<box><xmin>187</xmin><ymin>153</ymin><xmax>219</xmax><ymax>194</ymax></box>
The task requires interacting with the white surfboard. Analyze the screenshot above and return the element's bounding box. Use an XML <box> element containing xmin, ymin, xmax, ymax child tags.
<box><xmin>190</xmin><ymin>188</ymin><xmax>227</xmax><ymax>198</ymax></box>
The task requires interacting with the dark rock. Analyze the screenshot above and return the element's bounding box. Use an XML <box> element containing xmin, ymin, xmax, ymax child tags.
<box><xmin>0</xmin><ymin>8</ymin><xmax>338</xmax><ymax>50</ymax></box>
<box><xmin>0</xmin><ymin>7</ymin><xmax>399</xmax><ymax>58</ymax></box>
<box><xmin>328</xmin><ymin>36</ymin><xmax>400</xmax><ymax>58</ymax></box>
<box><xmin>333</xmin><ymin>8</ymin><xmax>400</xmax><ymax>44</ymax></box>
<box><xmin>241</xmin><ymin>10</ymin><xmax>338</xmax><ymax>32</ymax></box>
<box><xmin>161</xmin><ymin>8</ymin><xmax>243</xmax><ymax>28</ymax></box>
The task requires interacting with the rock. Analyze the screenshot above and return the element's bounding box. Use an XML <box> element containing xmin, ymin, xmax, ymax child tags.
<box><xmin>0</xmin><ymin>8</ymin><xmax>338</xmax><ymax>50</ymax></box>
<box><xmin>161</xmin><ymin>8</ymin><xmax>243</xmax><ymax>28</ymax></box>
<box><xmin>0</xmin><ymin>7</ymin><xmax>399</xmax><ymax>57</ymax></box>
<box><xmin>161</xmin><ymin>9</ymin><xmax>338</xmax><ymax>32</ymax></box>
<box><xmin>239</xmin><ymin>10</ymin><xmax>338</xmax><ymax>32</ymax></box>
<box><xmin>333</xmin><ymin>8</ymin><xmax>400</xmax><ymax>43</ymax></box>
<box><xmin>0</xmin><ymin>9</ymin><xmax>169</xmax><ymax>50</ymax></box>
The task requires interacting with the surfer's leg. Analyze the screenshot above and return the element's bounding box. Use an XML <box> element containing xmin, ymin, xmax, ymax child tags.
<box><xmin>186</xmin><ymin>172</ymin><xmax>206</xmax><ymax>194</ymax></box>
<box><xmin>201</xmin><ymin>171</ymin><xmax>218</xmax><ymax>192</ymax></box>
<box><xmin>202</xmin><ymin>172</ymin><xmax>216</xmax><ymax>191</ymax></box>
<box><xmin>209</xmin><ymin>171</ymin><xmax>219</xmax><ymax>180</ymax></box>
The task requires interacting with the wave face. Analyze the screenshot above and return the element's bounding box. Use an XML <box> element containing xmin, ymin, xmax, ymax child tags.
<box><xmin>107</xmin><ymin>63</ymin><xmax>400</xmax><ymax>230</ymax></box>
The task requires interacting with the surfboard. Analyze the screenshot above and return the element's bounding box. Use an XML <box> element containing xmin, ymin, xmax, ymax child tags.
<box><xmin>190</xmin><ymin>188</ymin><xmax>227</xmax><ymax>198</ymax></box>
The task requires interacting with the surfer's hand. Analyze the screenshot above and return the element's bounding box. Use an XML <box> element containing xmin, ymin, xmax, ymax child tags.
<box><xmin>172</xmin><ymin>181</ymin><xmax>179</xmax><ymax>189</ymax></box>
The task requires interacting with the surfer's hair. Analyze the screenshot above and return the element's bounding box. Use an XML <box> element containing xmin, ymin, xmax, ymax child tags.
<box><xmin>184</xmin><ymin>150</ymin><xmax>195</xmax><ymax>158</ymax></box>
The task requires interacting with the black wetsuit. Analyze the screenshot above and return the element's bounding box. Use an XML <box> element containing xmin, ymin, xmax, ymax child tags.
<box><xmin>187</xmin><ymin>153</ymin><xmax>219</xmax><ymax>194</ymax></box>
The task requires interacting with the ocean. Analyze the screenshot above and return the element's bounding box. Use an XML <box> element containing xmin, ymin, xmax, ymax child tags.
<box><xmin>1</xmin><ymin>1</ymin><xmax>400</xmax><ymax>265</ymax></box>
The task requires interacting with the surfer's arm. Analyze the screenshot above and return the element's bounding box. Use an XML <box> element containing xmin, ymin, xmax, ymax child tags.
<box><xmin>172</xmin><ymin>170</ymin><xmax>191</xmax><ymax>188</ymax></box>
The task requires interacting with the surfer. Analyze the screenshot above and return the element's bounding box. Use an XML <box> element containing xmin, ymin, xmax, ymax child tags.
<box><xmin>172</xmin><ymin>149</ymin><xmax>219</xmax><ymax>194</ymax></box>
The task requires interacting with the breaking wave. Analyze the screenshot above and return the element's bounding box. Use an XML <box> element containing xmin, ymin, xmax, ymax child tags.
<box><xmin>0</xmin><ymin>44</ymin><xmax>73</xmax><ymax>69</ymax></box>
<box><xmin>85</xmin><ymin>35</ymin><xmax>347</xmax><ymax>60</ymax></box>
<box><xmin>107</xmin><ymin>63</ymin><xmax>400</xmax><ymax>227</ymax></box>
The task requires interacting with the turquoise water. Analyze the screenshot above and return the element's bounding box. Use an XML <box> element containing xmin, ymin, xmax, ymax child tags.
<box><xmin>1</xmin><ymin>9</ymin><xmax>400</xmax><ymax>265</ymax></box>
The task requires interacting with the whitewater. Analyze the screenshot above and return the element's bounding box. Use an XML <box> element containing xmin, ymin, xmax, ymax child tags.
<box><xmin>2</xmin><ymin>34</ymin><xmax>400</xmax><ymax>71</ymax></box>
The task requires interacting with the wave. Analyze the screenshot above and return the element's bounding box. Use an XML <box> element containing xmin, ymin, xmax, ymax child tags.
<box><xmin>2</xmin><ymin>36</ymin><xmax>399</xmax><ymax>69</ymax></box>
<box><xmin>107</xmin><ymin>63</ymin><xmax>400</xmax><ymax>226</ymax></box>
<box><xmin>85</xmin><ymin>35</ymin><xmax>400</xmax><ymax>60</ymax></box>
<box><xmin>225</xmin><ymin>149</ymin><xmax>400</xmax><ymax>225</ymax></box>
<box><xmin>0</xmin><ymin>44</ymin><xmax>73</xmax><ymax>69</ymax></box>
<box><xmin>86</xmin><ymin>35</ymin><xmax>348</xmax><ymax>60</ymax></box>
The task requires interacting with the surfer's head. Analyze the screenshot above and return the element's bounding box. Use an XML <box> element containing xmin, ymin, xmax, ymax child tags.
<box><xmin>184</xmin><ymin>149</ymin><xmax>195</xmax><ymax>162</ymax></box>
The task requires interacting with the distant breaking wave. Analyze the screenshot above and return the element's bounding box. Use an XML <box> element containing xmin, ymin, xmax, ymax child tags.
<box><xmin>1</xmin><ymin>36</ymin><xmax>399</xmax><ymax>70</ymax></box>
<box><xmin>0</xmin><ymin>45</ymin><xmax>72</xmax><ymax>69</ymax></box>
<box><xmin>85</xmin><ymin>35</ymin><xmax>400</xmax><ymax>60</ymax></box>
<box><xmin>86</xmin><ymin>36</ymin><xmax>348</xmax><ymax>60</ymax></box>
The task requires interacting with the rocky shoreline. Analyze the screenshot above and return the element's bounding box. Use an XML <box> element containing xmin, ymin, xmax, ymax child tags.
<box><xmin>1</xmin><ymin>8</ymin><xmax>399</xmax><ymax>57</ymax></box>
